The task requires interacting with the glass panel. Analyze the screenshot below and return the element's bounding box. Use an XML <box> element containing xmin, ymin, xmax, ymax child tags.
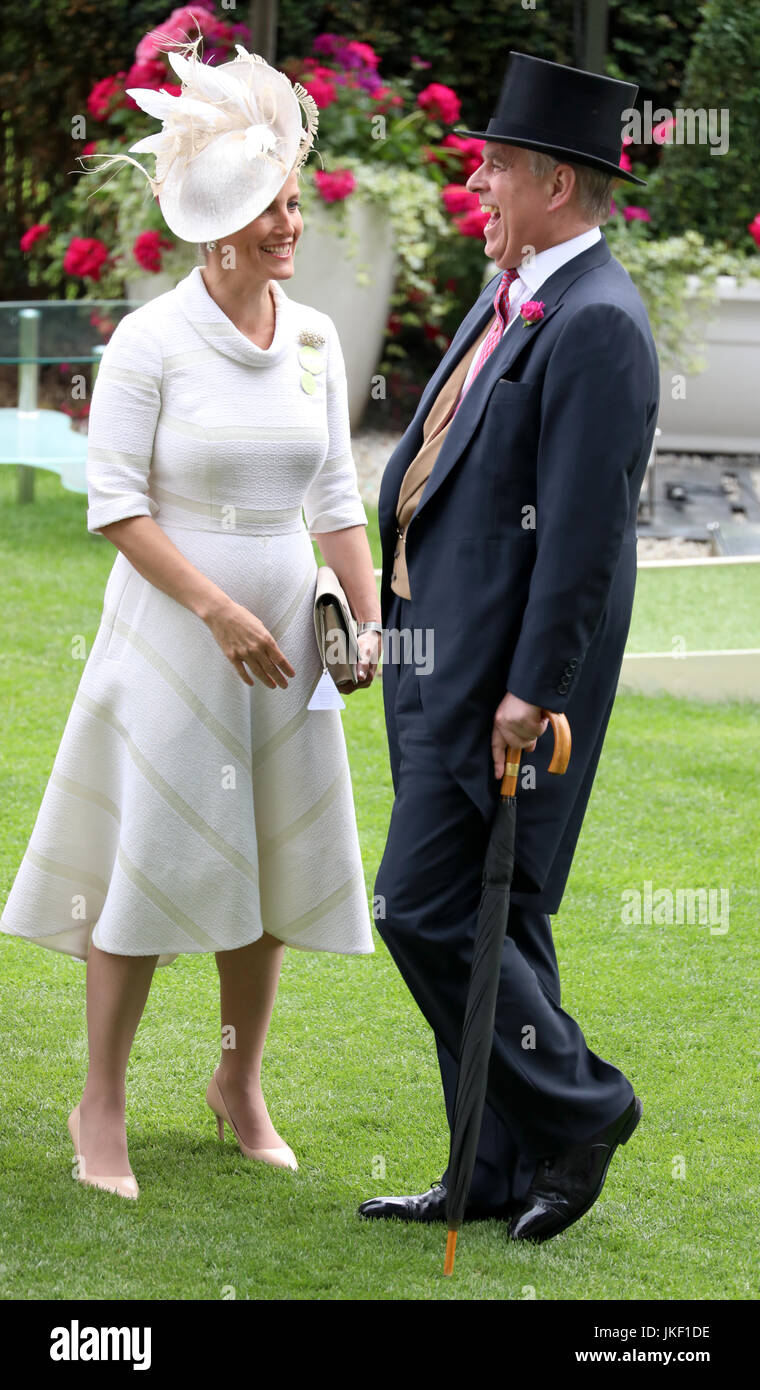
<box><xmin>0</xmin><ymin>300</ymin><xmax>141</xmax><ymax>364</ymax></box>
<box><xmin>0</xmin><ymin>410</ymin><xmax>89</xmax><ymax>491</ymax></box>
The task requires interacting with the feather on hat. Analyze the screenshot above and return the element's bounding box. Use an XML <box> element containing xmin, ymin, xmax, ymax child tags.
<box><xmin>78</xmin><ymin>35</ymin><xmax>319</xmax><ymax>242</ymax></box>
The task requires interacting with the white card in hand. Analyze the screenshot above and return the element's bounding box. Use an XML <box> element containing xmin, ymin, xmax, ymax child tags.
<box><xmin>307</xmin><ymin>669</ymin><xmax>345</xmax><ymax>711</ymax></box>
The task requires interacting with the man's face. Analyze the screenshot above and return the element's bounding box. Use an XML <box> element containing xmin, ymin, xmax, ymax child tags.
<box><xmin>466</xmin><ymin>142</ymin><xmax>556</xmax><ymax>268</ymax></box>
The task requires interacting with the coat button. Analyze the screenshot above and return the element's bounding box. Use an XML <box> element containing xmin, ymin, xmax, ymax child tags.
<box><xmin>393</xmin><ymin>547</ymin><xmax>400</xmax><ymax>557</ymax></box>
<box><xmin>570</xmin><ymin>658</ymin><xmax>578</xmax><ymax>667</ymax></box>
<box><xmin>391</xmin><ymin>571</ymin><xmax>397</xmax><ymax>581</ymax></box>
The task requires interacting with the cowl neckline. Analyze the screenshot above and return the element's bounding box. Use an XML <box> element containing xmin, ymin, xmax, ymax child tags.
<box><xmin>174</xmin><ymin>265</ymin><xmax>292</xmax><ymax>368</ymax></box>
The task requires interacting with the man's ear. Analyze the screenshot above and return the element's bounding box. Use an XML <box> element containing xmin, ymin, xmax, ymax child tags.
<box><xmin>548</xmin><ymin>163</ymin><xmax>577</xmax><ymax>211</ymax></box>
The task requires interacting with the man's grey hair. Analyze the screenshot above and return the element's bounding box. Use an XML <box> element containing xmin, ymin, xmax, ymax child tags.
<box><xmin>527</xmin><ymin>149</ymin><xmax>615</xmax><ymax>225</ymax></box>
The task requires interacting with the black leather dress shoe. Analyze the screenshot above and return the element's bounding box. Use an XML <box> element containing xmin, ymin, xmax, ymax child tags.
<box><xmin>508</xmin><ymin>1095</ymin><xmax>643</xmax><ymax>1245</ymax></box>
<box><xmin>358</xmin><ymin>1180</ymin><xmax>511</xmax><ymax>1223</ymax></box>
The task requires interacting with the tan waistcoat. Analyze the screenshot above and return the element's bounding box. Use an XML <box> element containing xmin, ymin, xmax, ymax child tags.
<box><xmin>390</xmin><ymin>320</ymin><xmax>491</xmax><ymax>599</ymax></box>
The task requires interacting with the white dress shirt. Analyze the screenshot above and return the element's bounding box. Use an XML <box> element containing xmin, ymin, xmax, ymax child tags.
<box><xmin>460</xmin><ymin>224</ymin><xmax>602</xmax><ymax>395</ymax></box>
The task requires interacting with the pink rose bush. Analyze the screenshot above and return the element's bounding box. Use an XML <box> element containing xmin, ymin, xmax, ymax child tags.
<box><xmin>135</xmin><ymin>3</ymin><xmax>244</xmax><ymax>64</ymax></box>
<box><xmin>87</xmin><ymin>75</ymin><xmax>129</xmax><ymax>121</ymax></box>
<box><xmin>285</xmin><ymin>36</ymin><xmax>399</xmax><ymax>114</ymax></box>
<box><xmin>279</xmin><ymin>33</ymin><xmax>492</xmax><ymax>416</ymax></box>
<box><xmin>63</xmin><ymin>237</ymin><xmax>110</xmax><ymax>282</ymax></box>
<box><xmin>416</xmin><ymin>83</ymin><xmax>461</xmax><ymax>125</ymax></box>
<box><xmin>300</xmin><ymin>67</ymin><xmax>338</xmax><ymax>110</ymax></box>
<box><xmin>24</xmin><ymin>2</ymin><xmax>252</xmax><ymax>298</ymax></box>
<box><xmin>132</xmin><ymin>230</ymin><xmax>176</xmax><ymax>272</ymax></box>
<box><xmin>441</xmin><ymin>134</ymin><xmax>485</xmax><ymax>179</ymax></box>
<box><xmin>425</xmin><ymin>134</ymin><xmax>484</xmax><ymax>180</ymax></box>
<box><xmin>455</xmin><ymin>208</ymin><xmax>490</xmax><ymax>238</ymax></box>
<box><xmin>441</xmin><ymin>184</ymin><xmax>477</xmax><ymax>215</ymax></box>
<box><xmin>20</xmin><ymin>223</ymin><xmax>50</xmax><ymax>252</ymax></box>
<box><xmin>439</xmin><ymin>185</ymin><xmax>488</xmax><ymax>238</ymax></box>
<box><xmin>313</xmin><ymin>170</ymin><xmax>357</xmax><ymax>203</ymax></box>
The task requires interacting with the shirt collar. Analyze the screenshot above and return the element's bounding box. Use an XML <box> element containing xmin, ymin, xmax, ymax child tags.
<box><xmin>516</xmin><ymin>225</ymin><xmax>602</xmax><ymax>296</ymax></box>
<box><xmin>174</xmin><ymin>264</ymin><xmax>293</xmax><ymax>368</ymax></box>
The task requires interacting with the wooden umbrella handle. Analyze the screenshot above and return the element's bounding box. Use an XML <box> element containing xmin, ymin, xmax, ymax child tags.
<box><xmin>500</xmin><ymin>710</ymin><xmax>572</xmax><ymax>798</ymax></box>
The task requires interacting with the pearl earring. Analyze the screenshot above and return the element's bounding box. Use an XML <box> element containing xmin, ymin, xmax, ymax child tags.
<box><xmin>206</xmin><ymin>240</ymin><xmax>217</xmax><ymax>251</ymax></box>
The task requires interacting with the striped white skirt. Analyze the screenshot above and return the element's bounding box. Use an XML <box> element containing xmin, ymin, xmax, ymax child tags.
<box><xmin>1</xmin><ymin>519</ymin><xmax>374</xmax><ymax>966</ymax></box>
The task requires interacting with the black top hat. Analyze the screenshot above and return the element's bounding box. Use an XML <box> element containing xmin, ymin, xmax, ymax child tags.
<box><xmin>456</xmin><ymin>51</ymin><xmax>646</xmax><ymax>187</ymax></box>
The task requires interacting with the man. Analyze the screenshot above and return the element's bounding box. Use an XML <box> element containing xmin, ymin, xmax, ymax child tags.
<box><xmin>360</xmin><ymin>52</ymin><xmax>659</xmax><ymax>1243</ymax></box>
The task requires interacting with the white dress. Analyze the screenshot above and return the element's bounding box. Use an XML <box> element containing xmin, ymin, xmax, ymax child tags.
<box><xmin>0</xmin><ymin>266</ymin><xmax>375</xmax><ymax>967</ymax></box>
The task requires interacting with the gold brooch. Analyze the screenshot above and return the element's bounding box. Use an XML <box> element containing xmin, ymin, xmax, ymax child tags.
<box><xmin>298</xmin><ymin>330</ymin><xmax>326</xmax><ymax>348</ymax></box>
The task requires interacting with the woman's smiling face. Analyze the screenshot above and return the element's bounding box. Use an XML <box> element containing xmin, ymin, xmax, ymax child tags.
<box><xmin>219</xmin><ymin>171</ymin><xmax>304</xmax><ymax>279</ymax></box>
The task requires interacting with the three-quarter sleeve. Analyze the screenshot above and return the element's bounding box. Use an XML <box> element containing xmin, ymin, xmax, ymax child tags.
<box><xmin>86</xmin><ymin>309</ymin><xmax>163</xmax><ymax>533</ymax></box>
<box><xmin>302</xmin><ymin>317</ymin><xmax>368</xmax><ymax>536</ymax></box>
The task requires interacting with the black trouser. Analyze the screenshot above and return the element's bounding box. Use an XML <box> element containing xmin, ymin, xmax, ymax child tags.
<box><xmin>374</xmin><ymin>590</ymin><xmax>634</xmax><ymax>1209</ymax></box>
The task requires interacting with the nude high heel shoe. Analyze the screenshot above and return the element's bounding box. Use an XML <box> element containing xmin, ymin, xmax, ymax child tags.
<box><xmin>67</xmin><ymin>1104</ymin><xmax>139</xmax><ymax>1199</ymax></box>
<box><xmin>206</xmin><ymin>1069</ymin><xmax>298</xmax><ymax>1171</ymax></box>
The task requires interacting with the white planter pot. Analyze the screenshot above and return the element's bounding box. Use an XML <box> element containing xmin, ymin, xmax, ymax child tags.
<box><xmin>287</xmin><ymin>198</ymin><xmax>395</xmax><ymax>429</ymax></box>
<box><xmin>124</xmin><ymin>247</ymin><xmax>200</xmax><ymax>303</ymax></box>
<box><xmin>656</xmin><ymin>275</ymin><xmax>760</xmax><ymax>454</ymax></box>
<box><xmin>124</xmin><ymin>271</ymin><xmax>178</xmax><ymax>301</ymax></box>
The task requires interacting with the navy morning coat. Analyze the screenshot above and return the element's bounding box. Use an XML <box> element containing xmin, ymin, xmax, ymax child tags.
<box><xmin>377</xmin><ymin>231</ymin><xmax>660</xmax><ymax>914</ymax></box>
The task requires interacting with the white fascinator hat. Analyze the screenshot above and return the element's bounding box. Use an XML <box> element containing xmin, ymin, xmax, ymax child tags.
<box><xmin>80</xmin><ymin>35</ymin><xmax>319</xmax><ymax>243</ymax></box>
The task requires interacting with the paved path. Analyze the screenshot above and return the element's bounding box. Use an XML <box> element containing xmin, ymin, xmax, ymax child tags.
<box><xmin>353</xmin><ymin>429</ymin><xmax>723</xmax><ymax>560</ymax></box>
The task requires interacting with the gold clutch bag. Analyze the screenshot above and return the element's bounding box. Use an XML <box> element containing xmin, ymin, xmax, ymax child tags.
<box><xmin>313</xmin><ymin>565</ymin><xmax>360</xmax><ymax>692</ymax></box>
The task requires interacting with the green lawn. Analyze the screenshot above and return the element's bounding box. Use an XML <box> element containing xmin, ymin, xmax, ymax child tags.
<box><xmin>626</xmin><ymin>563</ymin><xmax>760</xmax><ymax>653</ymax></box>
<box><xmin>1</xmin><ymin>469</ymin><xmax>758</xmax><ymax>1300</ymax></box>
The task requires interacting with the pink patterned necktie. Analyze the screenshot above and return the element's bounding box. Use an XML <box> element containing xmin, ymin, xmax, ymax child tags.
<box><xmin>453</xmin><ymin>265</ymin><xmax>521</xmax><ymax>415</ymax></box>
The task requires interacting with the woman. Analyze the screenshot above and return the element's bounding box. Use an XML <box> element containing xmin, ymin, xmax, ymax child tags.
<box><xmin>0</xmin><ymin>40</ymin><xmax>381</xmax><ymax>1197</ymax></box>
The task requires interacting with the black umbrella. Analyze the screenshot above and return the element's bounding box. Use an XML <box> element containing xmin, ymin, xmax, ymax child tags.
<box><xmin>443</xmin><ymin>710</ymin><xmax>571</xmax><ymax>1276</ymax></box>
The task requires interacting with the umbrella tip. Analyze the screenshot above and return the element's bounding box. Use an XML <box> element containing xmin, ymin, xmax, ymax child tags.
<box><xmin>444</xmin><ymin>1229</ymin><xmax>458</xmax><ymax>1276</ymax></box>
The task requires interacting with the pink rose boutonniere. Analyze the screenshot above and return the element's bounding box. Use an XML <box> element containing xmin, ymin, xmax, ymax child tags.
<box><xmin>520</xmin><ymin>300</ymin><xmax>545</xmax><ymax>327</ymax></box>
